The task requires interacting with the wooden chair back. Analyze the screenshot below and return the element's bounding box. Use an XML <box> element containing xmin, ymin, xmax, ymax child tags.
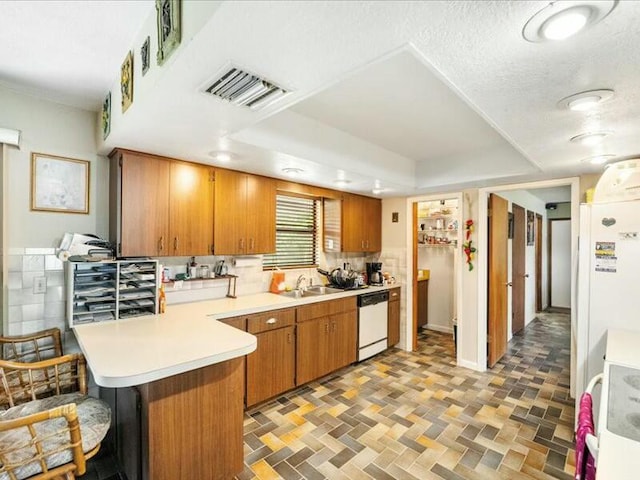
<box><xmin>0</xmin><ymin>328</ymin><xmax>63</xmax><ymax>362</ymax></box>
<box><xmin>0</xmin><ymin>354</ymin><xmax>88</xmax><ymax>408</ymax></box>
<box><xmin>0</xmin><ymin>403</ymin><xmax>86</xmax><ymax>479</ymax></box>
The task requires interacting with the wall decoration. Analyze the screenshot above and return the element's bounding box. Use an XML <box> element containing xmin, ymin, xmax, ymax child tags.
<box><xmin>141</xmin><ymin>36</ymin><xmax>150</xmax><ymax>76</ymax></box>
<box><xmin>527</xmin><ymin>210</ymin><xmax>535</xmax><ymax>245</ymax></box>
<box><xmin>156</xmin><ymin>0</ymin><xmax>181</xmax><ymax>66</ymax></box>
<box><xmin>121</xmin><ymin>50</ymin><xmax>134</xmax><ymax>112</ymax></box>
<box><xmin>101</xmin><ymin>92</ymin><xmax>111</xmax><ymax>140</ymax></box>
<box><xmin>31</xmin><ymin>153</ymin><xmax>90</xmax><ymax>214</ymax></box>
<box><xmin>463</xmin><ymin>219</ymin><xmax>476</xmax><ymax>271</ymax></box>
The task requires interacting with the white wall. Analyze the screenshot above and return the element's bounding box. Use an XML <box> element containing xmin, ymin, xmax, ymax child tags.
<box><xmin>498</xmin><ymin>190</ymin><xmax>546</xmax><ymax>334</ymax></box>
<box><xmin>550</xmin><ymin>219</ymin><xmax>571</xmax><ymax>308</ymax></box>
<box><xmin>0</xmin><ymin>86</ymin><xmax>106</xmax><ymax>338</ymax></box>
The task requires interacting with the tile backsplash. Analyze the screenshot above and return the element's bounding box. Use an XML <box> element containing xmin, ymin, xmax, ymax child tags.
<box><xmin>6</xmin><ymin>247</ymin><xmax>66</xmax><ymax>336</ymax></box>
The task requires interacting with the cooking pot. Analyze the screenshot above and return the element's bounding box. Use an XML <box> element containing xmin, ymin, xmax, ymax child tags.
<box><xmin>317</xmin><ymin>267</ymin><xmax>359</xmax><ymax>289</ymax></box>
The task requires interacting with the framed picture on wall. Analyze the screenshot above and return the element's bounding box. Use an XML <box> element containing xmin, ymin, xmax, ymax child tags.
<box><xmin>156</xmin><ymin>0</ymin><xmax>181</xmax><ymax>66</ymax></box>
<box><xmin>30</xmin><ymin>153</ymin><xmax>90</xmax><ymax>214</ymax></box>
<box><xmin>526</xmin><ymin>210</ymin><xmax>535</xmax><ymax>245</ymax></box>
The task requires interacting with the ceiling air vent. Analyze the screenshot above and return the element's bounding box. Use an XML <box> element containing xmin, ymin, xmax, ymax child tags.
<box><xmin>204</xmin><ymin>67</ymin><xmax>288</xmax><ymax>111</ymax></box>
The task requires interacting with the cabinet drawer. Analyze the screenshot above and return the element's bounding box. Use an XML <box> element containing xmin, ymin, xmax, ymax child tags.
<box><xmin>247</xmin><ymin>308</ymin><xmax>295</xmax><ymax>334</ymax></box>
<box><xmin>296</xmin><ymin>297</ymin><xmax>357</xmax><ymax>323</ymax></box>
<box><xmin>218</xmin><ymin>316</ymin><xmax>247</xmax><ymax>331</ymax></box>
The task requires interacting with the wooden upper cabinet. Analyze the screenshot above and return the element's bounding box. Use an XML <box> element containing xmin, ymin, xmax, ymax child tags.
<box><xmin>338</xmin><ymin>194</ymin><xmax>382</xmax><ymax>253</ymax></box>
<box><xmin>110</xmin><ymin>149</ymin><xmax>214</xmax><ymax>257</ymax></box>
<box><xmin>168</xmin><ymin>161</ymin><xmax>214</xmax><ymax>256</ymax></box>
<box><xmin>213</xmin><ymin>169</ymin><xmax>275</xmax><ymax>255</ymax></box>
<box><xmin>112</xmin><ymin>150</ymin><xmax>171</xmax><ymax>257</ymax></box>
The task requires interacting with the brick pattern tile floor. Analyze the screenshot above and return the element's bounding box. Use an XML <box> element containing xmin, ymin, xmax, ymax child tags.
<box><xmin>86</xmin><ymin>312</ymin><xmax>574</xmax><ymax>480</ymax></box>
<box><xmin>236</xmin><ymin>312</ymin><xmax>574</xmax><ymax>480</ymax></box>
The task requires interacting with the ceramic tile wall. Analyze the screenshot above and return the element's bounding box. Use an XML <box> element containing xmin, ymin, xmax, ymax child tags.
<box><xmin>6</xmin><ymin>247</ymin><xmax>66</xmax><ymax>336</ymax></box>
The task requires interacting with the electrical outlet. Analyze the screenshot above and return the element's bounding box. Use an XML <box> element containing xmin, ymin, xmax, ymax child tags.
<box><xmin>33</xmin><ymin>276</ymin><xmax>47</xmax><ymax>294</ymax></box>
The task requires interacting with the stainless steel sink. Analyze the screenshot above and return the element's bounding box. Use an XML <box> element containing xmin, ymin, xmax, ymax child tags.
<box><xmin>280</xmin><ymin>285</ymin><xmax>342</xmax><ymax>298</ymax></box>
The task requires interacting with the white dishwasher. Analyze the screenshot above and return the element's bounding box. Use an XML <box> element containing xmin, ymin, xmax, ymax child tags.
<box><xmin>357</xmin><ymin>290</ymin><xmax>389</xmax><ymax>361</ymax></box>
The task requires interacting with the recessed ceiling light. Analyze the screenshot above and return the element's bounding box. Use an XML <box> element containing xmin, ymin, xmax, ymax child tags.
<box><xmin>570</xmin><ymin>131</ymin><xmax>612</xmax><ymax>146</ymax></box>
<box><xmin>333</xmin><ymin>179</ymin><xmax>351</xmax><ymax>187</ymax></box>
<box><xmin>208</xmin><ymin>151</ymin><xmax>234</xmax><ymax>162</ymax></box>
<box><xmin>282</xmin><ymin>167</ymin><xmax>304</xmax><ymax>178</ymax></box>
<box><xmin>522</xmin><ymin>1</ymin><xmax>618</xmax><ymax>43</ymax></box>
<box><xmin>558</xmin><ymin>89</ymin><xmax>614</xmax><ymax>111</ymax></box>
<box><xmin>582</xmin><ymin>154</ymin><xmax>616</xmax><ymax>165</ymax></box>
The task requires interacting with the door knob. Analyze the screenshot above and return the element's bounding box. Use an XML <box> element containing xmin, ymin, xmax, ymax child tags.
<box><xmin>506</xmin><ymin>282</ymin><xmax>513</xmax><ymax>287</ymax></box>
<box><xmin>523</xmin><ymin>274</ymin><xmax>529</xmax><ymax>278</ymax></box>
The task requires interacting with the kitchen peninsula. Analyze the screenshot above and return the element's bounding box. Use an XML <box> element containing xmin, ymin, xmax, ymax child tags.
<box><xmin>73</xmin><ymin>286</ymin><xmax>398</xmax><ymax>479</ymax></box>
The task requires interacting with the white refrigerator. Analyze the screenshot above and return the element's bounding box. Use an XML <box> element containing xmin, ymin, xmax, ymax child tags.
<box><xmin>577</xmin><ymin>199</ymin><xmax>640</xmax><ymax>400</ymax></box>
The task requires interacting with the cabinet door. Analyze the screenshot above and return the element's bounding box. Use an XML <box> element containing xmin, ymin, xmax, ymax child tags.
<box><xmin>245</xmin><ymin>174</ymin><xmax>276</xmax><ymax>254</ymax></box>
<box><xmin>364</xmin><ymin>197</ymin><xmax>382</xmax><ymax>252</ymax></box>
<box><xmin>246</xmin><ymin>326</ymin><xmax>295</xmax><ymax>407</ymax></box>
<box><xmin>169</xmin><ymin>161</ymin><xmax>214</xmax><ymax>256</ymax></box>
<box><xmin>417</xmin><ymin>280</ymin><xmax>428</xmax><ymax>328</ymax></box>
<box><xmin>119</xmin><ymin>152</ymin><xmax>170</xmax><ymax>257</ymax></box>
<box><xmin>388</xmin><ymin>289</ymin><xmax>401</xmax><ymax>347</ymax></box>
<box><xmin>296</xmin><ymin>318</ymin><xmax>330</xmax><ymax>385</ymax></box>
<box><xmin>329</xmin><ymin>311</ymin><xmax>357</xmax><ymax>371</ymax></box>
<box><xmin>213</xmin><ymin>169</ymin><xmax>246</xmax><ymax>255</ymax></box>
<box><xmin>341</xmin><ymin>194</ymin><xmax>364</xmax><ymax>252</ymax></box>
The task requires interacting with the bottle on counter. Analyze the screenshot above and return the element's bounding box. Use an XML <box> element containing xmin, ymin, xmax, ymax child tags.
<box><xmin>189</xmin><ymin>256</ymin><xmax>197</xmax><ymax>279</ymax></box>
<box><xmin>159</xmin><ymin>284</ymin><xmax>166</xmax><ymax>314</ymax></box>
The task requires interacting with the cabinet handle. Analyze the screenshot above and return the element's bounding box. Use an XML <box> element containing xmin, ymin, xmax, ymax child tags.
<box><xmin>266</xmin><ymin>318</ymin><xmax>277</xmax><ymax>325</ymax></box>
<box><xmin>287</xmin><ymin>333</ymin><xmax>292</xmax><ymax>344</ymax></box>
<box><xmin>239</xmin><ymin>238</ymin><xmax>244</xmax><ymax>252</ymax></box>
<box><xmin>174</xmin><ymin>237</ymin><xmax>178</xmax><ymax>251</ymax></box>
<box><xmin>325</xmin><ymin>323</ymin><xmax>329</xmax><ymax>333</ymax></box>
<box><xmin>159</xmin><ymin>236</ymin><xmax>164</xmax><ymax>252</ymax></box>
<box><xmin>331</xmin><ymin>321</ymin><xmax>336</xmax><ymax>333</ymax></box>
<box><xmin>249</xmin><ymin>238</ymin><xmax>255</xmax><ymax>251</ymax></box>
<box><xmin>392</xmin><ymin>292</ymin><xmax>398</xmax><ymax>297</ymax></box>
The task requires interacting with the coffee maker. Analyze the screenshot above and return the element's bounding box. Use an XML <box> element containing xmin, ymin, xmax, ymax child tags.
<box><xmin>366</xmin><ymin>262</ymin><xmax>383</xmax><ymax>285</ymax></box>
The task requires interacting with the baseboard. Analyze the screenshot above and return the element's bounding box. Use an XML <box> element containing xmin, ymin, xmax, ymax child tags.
<box><xmin>424</xmin><ymin>325</ymin><xmax>453</xmax><ymax>334</ymax></box>
<box><xmin>458</xmin><ymin>359</ymin><xmax>485</xmax><ymax>372</ymax></box>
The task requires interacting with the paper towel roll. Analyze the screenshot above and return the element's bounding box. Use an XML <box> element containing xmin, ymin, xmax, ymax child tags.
<box><xmin>232</xmin><ymin>256</ymin><xmax>261</xmax><ymax>267</ymax></box>
<box><xmin>57</xmin><ymin>250</ymin><xmax>70</xmax><ymax>262</ymax></box>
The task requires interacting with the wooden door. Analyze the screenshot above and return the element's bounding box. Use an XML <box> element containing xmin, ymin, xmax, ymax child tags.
<box><xmin>329</xmin><ymin>312</ymin><xmax>357</xmax><ymax>372</ymax></box>
<box><xmin>488</xmin><ymin>193</ymin><xmax>509</xmax><ymax>367</ymax></box>
<box><xmin>245</xmin><ymin>174</ymin><xmax>276</xmax><ymax>254</ymax></box>
<box><xmin>296</xmin><ymin>318</ymin><xmax>328</xmax><ymax>385</ymax></box>
<box><xmin>246</xmin><ymin>326</ymin><xmax>295</xmax><ymax>407</ymax></box>
<box><xmin>512</xmin><ymin>204</ymin><xmax>526</xmax><ymax>335</ymax></box>
<box><xmin>169</xmin><ymin>161</ymin><xmax>214</xmax><ymax>256</ymax></box>
<box><xmin>388</xmin><ymin>288</ymin><xmax>401</xmax><ymax>347</ymax></box>
<box><xmin>341</xmin><ymin>194</ymin><xmax>363</xmax><ymax>252</ymax></box>
<box><xmin>535</xmin><ymin>213</ymin><xmax>543</xmax><ymax>312</ymax></box>
<box><xmin>119</xmin><ymin>152</ymin><xmax>170</xmax><ymax>257</ymax></box>
<box><xmin>364</xmin><ymin>197</ymin><xmax>382</xmax><ymax>252</ymax></box>
<box><xmin>213</xmin><ymin>169</ymin><xmax>246</xmax><ymax>255</ymax></box>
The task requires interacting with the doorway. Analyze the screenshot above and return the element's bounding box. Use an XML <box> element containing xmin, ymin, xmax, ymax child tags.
<box><xmin>478</xmin><ymin>178</ymin><xmax>579</xmax><ymax>395</ymax></box>
<box><xmin>511</xmin><ymin>203</ymin><xmax>526</xmax><ymax>335</ymax></box>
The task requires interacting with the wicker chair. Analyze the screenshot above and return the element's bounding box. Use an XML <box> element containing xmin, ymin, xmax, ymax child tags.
<box><xmin>0</xmin><ymin>328</ymin><xmax>63</xmax><ymax>363</ymax></box>
<box><xmin>0</xmin><ymin>331</ymin><xmax>110</xmax><ymax>479</ymax></box>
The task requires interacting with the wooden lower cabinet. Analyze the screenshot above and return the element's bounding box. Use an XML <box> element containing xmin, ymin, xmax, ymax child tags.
<box><xmin>417</xmin><ymin>280</ymin><xmax>429</xmax><ymax>328</ymax></box>
<box><xmin>137</xmin><ymin>358</ymin><xmax>245</xmax><ymax>480</ymax></box>
<box><xmin>388</xmin><ymin>287</ymin><xmax>401</xmax><ymax>347</ymax></box>
<box><xmin>296</xmin><ymin>298</ymin><xmax>357</xmax><ymax>385</ymax></box>
<box><xmin>246</xmin><ymin>325</ymin><xmax>295</xmax><ymax>407</ymax></box>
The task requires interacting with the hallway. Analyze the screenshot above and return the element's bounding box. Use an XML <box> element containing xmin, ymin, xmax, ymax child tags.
<box><xmin>237</xmin><ymin>312</ymin><xmax>574</xmax><ymax>479</ymax></box>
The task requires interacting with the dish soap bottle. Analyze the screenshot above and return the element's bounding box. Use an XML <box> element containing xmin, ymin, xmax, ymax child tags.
<box><xmin>159</xmin><ymin>284</ymin><xmax>166</xmax><ymax>314</ymax></box>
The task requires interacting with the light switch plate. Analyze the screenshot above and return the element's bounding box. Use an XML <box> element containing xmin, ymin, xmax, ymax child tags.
<box><xmin>33</xmin><ymin>276</ymin><xmax>47</xmax><ymax>294</ymax></box>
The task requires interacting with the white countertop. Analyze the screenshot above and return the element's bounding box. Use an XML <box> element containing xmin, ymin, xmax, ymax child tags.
<box><xmin>596</xmin><ymin>329</ymin><xmax>640</xmax><ymax>479</ymax></box>
<box><xmin>73</xmin><ymin>285</ymin><xmax>398</xmax><ymax>388</ymax></box>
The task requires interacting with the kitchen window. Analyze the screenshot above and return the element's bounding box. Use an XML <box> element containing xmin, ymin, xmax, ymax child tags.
<box><xmin>263</xmin><ymin>194</ymin><xmax>317</xmax><ymax>269</ymax></box>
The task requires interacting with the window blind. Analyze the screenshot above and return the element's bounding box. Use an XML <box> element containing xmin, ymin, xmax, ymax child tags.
<box><xmin>263</xmin><ymin>195</ymin><xmax>317</xmax><ymax>269</ymax></box>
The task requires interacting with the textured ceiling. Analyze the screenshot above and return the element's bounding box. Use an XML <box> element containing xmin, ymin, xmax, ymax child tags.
<box><xmin>2</xmin><ymin>1</ymin><xmax>639</xmax><ymax>196</ymax></box>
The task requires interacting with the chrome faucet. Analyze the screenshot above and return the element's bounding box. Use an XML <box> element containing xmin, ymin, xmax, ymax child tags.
<box><xmin>295</xmin><ymin>274</ymin><xmax>307</xmax><ymax>291</ymax></box>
